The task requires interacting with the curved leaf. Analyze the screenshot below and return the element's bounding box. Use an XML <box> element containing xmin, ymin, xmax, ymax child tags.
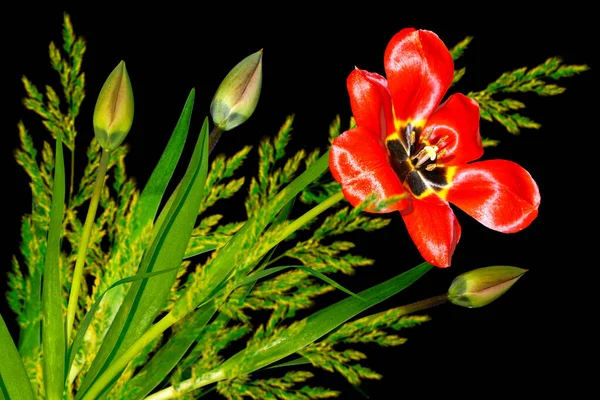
<box><xmin>132</xmin><ymin>89</ymin><xmax>195</xmax><ymax>237</ymax></box>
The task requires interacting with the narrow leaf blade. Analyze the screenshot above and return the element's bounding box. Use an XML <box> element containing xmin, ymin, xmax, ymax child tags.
<box><xmin>132</xmin><ymin>89</ymin><xmax>195</xmax><ymax>238</ymax></box>
<box><xmin>0</xmin><ymin>314</ymin><xmax>35</xmax><ymax>400</ymax></box>
<box><xmin>41</xmin><ymin>135</ymin><xmax>66</xmax><ymax>398</ymax></box>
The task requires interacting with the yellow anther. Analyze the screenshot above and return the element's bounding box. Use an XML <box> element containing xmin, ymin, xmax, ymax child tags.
<box><xmin>414</xmin><ymin>145</ymin><xmax>438</xmax><ymax>167</ymax></box>
<box><xmin>425</xmin><ymin>163</ymin><xmax>438</xmax><ymax>171</ymax></box>
<box><xmin>410</xmin><ymin>130</ymin><xmax>416</xmax><ymax>145</ymax></box>
<box><xmin>422</xmin><ymin>128</ymin><xmax>433</xmax><ymax>142</ymax></box>
<box><xmin>424</xmin><ymin>145</ymin><xmax>437</xmax><ymax>161</ymax></box>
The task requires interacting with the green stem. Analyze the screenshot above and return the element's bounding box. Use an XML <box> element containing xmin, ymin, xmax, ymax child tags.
<box><xmin>81</xmin><ymin>189</ymin><xmax>345</xmax><ymax>399</ymax></box>
<box><xmin>80</xmin><ymin>313</ymin><xmax>178</xmax><ymax>400</ymax></box>
<box><xmin>66</xmin><ymin>149</ymin><xmax>110</xmax><ymax>343</ymax></box>
<box><xmin>382</xmin><ymin>293</ymin><xmax>448</xmax><ymax>316</ymax></box>
<box><xmin>208</xmin><ymin>125</ymin><xmax>224</xmax><ymax>154</ymax></box>
<box><xmin>145</xmin><ymin>292</ymin><xmax>449</xmax><ymax>400</ymax></box>
<box><xmin>273</xmin><ymin>191</ymin><xmax>344</xmax><ymax>243</ymax></box>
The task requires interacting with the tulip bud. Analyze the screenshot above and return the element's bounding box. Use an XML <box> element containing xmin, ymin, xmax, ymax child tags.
<box><xmin>448</xmin><ymin>266</ymin><xmax>527</xmax><ymax>308</ymax></box>
<box><xmin>210</xmin><ymin>49</ymin><xmax>262</xmax><ymax>131</ymax></box>
<box><xmin>93</xmin><ymin>60</ymin><xmax>134</xmax><ymax>151</ymax></box>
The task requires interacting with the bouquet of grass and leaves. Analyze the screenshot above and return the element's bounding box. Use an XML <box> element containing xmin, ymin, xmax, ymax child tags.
<box><xmin>0</xmin><ymin>14</ymin><xmax>588</xmax><ymax>400</ymax></box>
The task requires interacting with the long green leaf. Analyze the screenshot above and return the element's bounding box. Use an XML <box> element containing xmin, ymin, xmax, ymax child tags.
<box><xmin>132</xmin><ymin>89</ymin><xmax>195</xmax><ymax>239</ymax></box>
<box><xmin>177</xmin><ymin>262</ymin><xmax>433</xmax><ymax>394</ymax></box>
<box><xmin>77</xmin><ymin>117</ymin><xmax>210</xmax><ymax>397</ymax></box>
<box><xmin>0</xmin><ymin>314</ymin><xmax>35</xmax><ymax>400</ymax></box>
<box><xmin>41</xmin><ymin>135</ymin><xmax>66</xmax><ymax>399</ymax></box>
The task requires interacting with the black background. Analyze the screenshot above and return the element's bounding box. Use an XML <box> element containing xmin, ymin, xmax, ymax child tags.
<box><xmin>1</xmin><ymin>4</ymin><xmax>594</xmax><ymax>399</ymax></box>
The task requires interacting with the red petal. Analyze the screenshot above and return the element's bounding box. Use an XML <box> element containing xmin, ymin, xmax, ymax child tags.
<box><xmin>401</xmin><ymin>198</ymin><xmax>461</xmax><ymax>268</ymax></box>
<box><xmin>423</xmin><ymin>94</ymin><xmax>483</xmax><ymax>166</ymax></box>
<box><xmin>384</xmin><ymin>29</ymin><xmax>454</xmax><ymax>124</ymax></box>
<box><xmin>445</xmin><ymin>160</ymin><xmax>540</xmax><ymax>233</ymax></box>
<box><xmin>347</xmin><ymin>68</ymin><xmax>395</xmax><ymax>142</ymax></box>
<box><xmin>329</xmin><ymin>127</ymin><xmax>408</xmax><ymax>212</ymax></box>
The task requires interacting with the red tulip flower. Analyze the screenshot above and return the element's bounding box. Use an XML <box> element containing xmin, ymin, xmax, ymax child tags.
<box><xmin>329</xmin><ymin>28</ymin><xmax>540</xmax><ymax>268</ymax></box>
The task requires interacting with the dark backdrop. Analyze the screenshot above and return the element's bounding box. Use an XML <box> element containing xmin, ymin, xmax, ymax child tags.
<box><xmin>2</xmin><ymin>5</ymin><xmax>593</xmax><ymax>399</ymax></box>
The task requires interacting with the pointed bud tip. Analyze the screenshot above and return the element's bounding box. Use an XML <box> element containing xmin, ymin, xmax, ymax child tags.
<box><xmin>93</xmin><ymin>60</ymin><xmax>134</xmax><ymax>151</ymax></box>
<box><xmin>210</xmin><ymin>50</ymin><xmax>263</xmax><ymax>132</ymax></box>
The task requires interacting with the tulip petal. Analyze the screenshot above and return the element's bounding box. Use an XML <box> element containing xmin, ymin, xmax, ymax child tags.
<box><xmin>330</xmin><ymin>127</ymin><xmax>408</xmax><ymax>212</ymax></box>
<box><xmin>423</xmin><ymin>94</ymin><xmax>483</xmax><ymax>166</ymax></box>
<box><xmin>445</xmin><ymin>160</ymin><xmax>540</xmax><ymax>233</ymax></box>
<box><xmin>384</xmin><ymin>28</ymin><xmax>454</xmax><ymax>125</ymax></box>
<box><xmin>347</xmin><ymin>68</ymin><xmax>395</xmax><ymax>143</ymax></box>
<box><xmin>400</xmin><ymin>198</ymin><xmax>461</xmax><ymax>268</ymax></box>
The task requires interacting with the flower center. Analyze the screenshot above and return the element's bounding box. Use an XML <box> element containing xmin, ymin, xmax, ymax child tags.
<box><xmin>386</xmin><ymin>124</ymin><xmax>449</xmax><ymax>198</ymax></box>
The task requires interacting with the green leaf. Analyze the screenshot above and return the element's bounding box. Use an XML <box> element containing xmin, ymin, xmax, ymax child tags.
<box><xmin>132</xmin><ymin>89</ymin><xmax>195</xmax><ymax>239</ymax></box>
<box><xmin>77</xmin><ymin>117</ymin><xmax>210</xmax><ymax>398</ymax></box>
<box><xmin>0</xmin><ymin>314</ymin><xmax>35</xmax><ymax>400</ymax></box>
<box><xmin>211</xmin><ymin>262</ymin><xmax>432</xmax><ymax>381</ymax></box>
<box><xmin>41</xmin><ymin>135</ymin><xmax>66</xmax><ymax>399</ymax></box>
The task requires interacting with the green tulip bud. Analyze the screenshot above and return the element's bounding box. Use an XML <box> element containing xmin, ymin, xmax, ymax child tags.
<box><xmin>210</xmin><ymin>49</ymin><xmax>262</xmax><ymax>131</ymax></box>
<box><xmin>93</xmin><ymin>60</ymin><xmax>134</xmax><ymax>151</ymax></box>
<box><xmin>448</xmin><ymin>266</ymin><xmax>527</xmax><ymax>308</ymax></box>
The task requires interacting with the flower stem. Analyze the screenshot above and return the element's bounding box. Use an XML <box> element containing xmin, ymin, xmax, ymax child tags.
<box><xmin>388</xmin><ymin>293</ymin><xmax>449</xmax><ymax>315</ymax></box>
<box><xmin>66</xmin><ymin>149</ymin><xmax>110</xmax><ymax>343</ymax></box>
<box><xmin>274</xmin><ymin>190</ymin><xmax>344</xmax><ymax>242</ymax></box>
<box><xmin>208</xmin><ymin>125</ymin><xmax>224</xmax><ymax>154</ymax></box>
